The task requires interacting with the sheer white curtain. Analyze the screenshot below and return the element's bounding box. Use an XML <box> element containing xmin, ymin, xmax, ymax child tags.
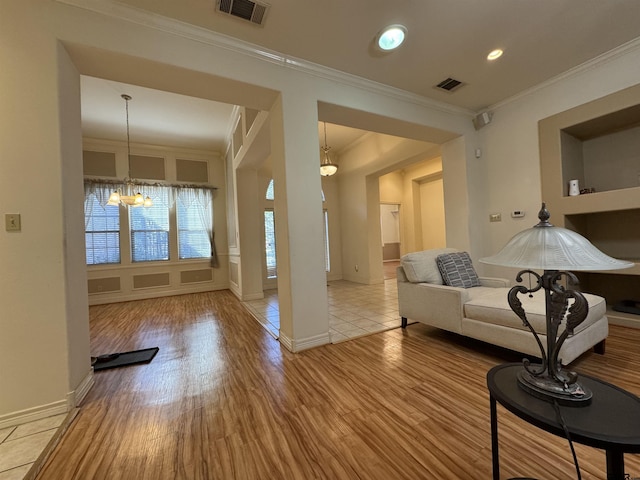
<box><xmin>176</xmin><ymin>186</ymin><xmax>218</xmax><ymax>267</ymax></box>
<box><xmin>84</xmin><ymin>181</ymin><xmax>124</xmax><ymax>229</ymax></box>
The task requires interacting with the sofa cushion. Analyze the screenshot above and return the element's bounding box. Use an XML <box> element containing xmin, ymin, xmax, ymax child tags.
<box><xmin>464</xmin><ymin>290</ymin><xmax>606</xmax><ymax>335</ymax></box>
<box><xmin>436</xmin><ymin>252</ymin><xmax>481</xmax><ymax>288</ymax></box>
<box><xmin>400</xmin><ymin>248</ymin><xmax>458</xmax><ymax>284</ymax></box>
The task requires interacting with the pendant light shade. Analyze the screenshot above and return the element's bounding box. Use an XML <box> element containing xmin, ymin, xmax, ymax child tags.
<box><xmin>479</xmin><ymin>203</ymin><xmax>633</xmax><ymax>406</ymax></box>
<box><xmin>319</xmin><ymin>122</ymin><xmax>338</xmax><ymax>177</ymax></box>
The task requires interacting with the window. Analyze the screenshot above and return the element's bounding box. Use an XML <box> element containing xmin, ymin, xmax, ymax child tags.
<box><xmin>85</xmin><ymin>196</ymin><xmax>120</xmax><ymax>265</ymax></box>
<box><xmin>130</xmin><ymin>187</ymin><xmax>170</xmax><ymax>262</ymax></box>
<box><xmin>84</xmin><ymin>181</ymin><xmax>122</xmax><ymax>265</ymax></box>
<box><xmin>85</xmin><ymin>181</ymin><xmax>216</xmax><ymax>266</ymax></box>
<box><xmin>177</xmin><ymin>187</ymin><xmax>212</xmax><ymax>259</ymax></box>
<box><xmin>264</xmin><ymin>209</ymin><xmax>276</xmax><ymax>278</ymax></box>
<box><xmin>266</xmin><ymin>178</ymin><xmax>274</xmax><ymax>200</ymax></box>
<box><xmin>322</xmin><ymin>209</ymin><xmax>330</xmax><ymax>272</ymax></box>
<box><xmin>263</xmin><ymin>179</ymin><xmax>330</xmax><ymax>277</ymax></box>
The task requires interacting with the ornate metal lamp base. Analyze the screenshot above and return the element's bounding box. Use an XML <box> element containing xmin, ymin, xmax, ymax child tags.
<box><xmin>517</xmin><ymin>369</ymin><xmax>592</xmax><ymax>406</ymax></box>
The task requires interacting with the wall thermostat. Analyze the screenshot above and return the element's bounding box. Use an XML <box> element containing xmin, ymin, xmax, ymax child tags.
<box><xmin>511</xmin><ymin>210</ymin><xmax>525</xmax><ymax>218</ymax></box>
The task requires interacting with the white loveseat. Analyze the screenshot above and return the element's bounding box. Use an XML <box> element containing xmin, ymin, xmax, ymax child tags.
<box><xmin>397</xmin><ymin>248</ymin><xmax>608</xmax><ymax>364</ymax></box>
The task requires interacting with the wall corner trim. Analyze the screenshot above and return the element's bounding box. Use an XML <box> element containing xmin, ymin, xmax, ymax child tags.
<box><xmin>67</xmin><ymin>370</ymin><xmax>95</xmax><ymax>408</ymax></box>
<box><xmin>282</xmin><ymin>332</ymin><xmax>332</xmax><ymax>352</ymax></box>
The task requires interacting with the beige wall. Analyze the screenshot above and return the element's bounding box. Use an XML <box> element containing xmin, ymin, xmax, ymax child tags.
<box><xmin>582</xmin><ymin>125</ymin><xmax>640</xmax><ymax>193</ymax></box>
<box><xmin>400</xmin><ymin>157</ymin><xmax>445</xmax><ymax>254</ymax></box>
<box><xmin>476</xmin><ymin>42</ymin><xmax>640</xmax><ymax>280</ymax></box>
<box><xmin>10</xmin><ymin>0</ymin><xmax>640</xmax><ymax>425</ymax></box>
<box><xmin>0</xmin><ymin>1</ymin><xmax>90</xmax><ymax>422</ymax></box>
<box><xmin>379</xmin><ymin>171</ymin><xmax>404</xmax><ymax>204</ymax></box>
<box><xmin>337</xmin><ymin>136</ymin><xmax>447</xmax><ymax>284</ymax></box>
<box><xmin>419</xmin><ymin>178</ymin><xmax>446</xmax><ymax>250</ymax></box>
<box><xmin>378</xmin><ymin>158</ymin><xmax>449</xmax><ymax>257</ymax></box>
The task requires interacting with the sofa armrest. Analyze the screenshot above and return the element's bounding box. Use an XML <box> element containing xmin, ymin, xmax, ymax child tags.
<box><xmin>397</xmin><ymin>280</ymin><xmax>465</xmax><ymax>334</ymax></box>
<box><xmin>479</xmin><ymin>277</ymin><xmax>510</xmax><ymax>288</ymax></box>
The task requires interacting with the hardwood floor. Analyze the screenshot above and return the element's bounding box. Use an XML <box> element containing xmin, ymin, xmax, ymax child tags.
<box><xmin>37</xmin><ymin>290</ymin><xmax>640</xmax><ymax>479</ymax></box>
<box><xmin>383</xmin><ymin>260</ymin><xmax>400</xmax><ymax>280</ymax></box>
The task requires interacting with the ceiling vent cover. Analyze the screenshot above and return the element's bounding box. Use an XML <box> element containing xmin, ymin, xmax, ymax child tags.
<box><xmin>217</xmin><ymin>0</ymin><xmax>270</xmax><ymax>26</ymax></box>
<box><xmin>435</xmin><ymin>77</ymin><xmax>465</xmax><ymax>92</ymax></box>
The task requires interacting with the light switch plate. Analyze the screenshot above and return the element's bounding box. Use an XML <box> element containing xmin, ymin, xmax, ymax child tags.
<box><xmin>489</xmin><ymin>213</ymin><xmax>501</xmax><ymax>222</ymax></box>
<box><xmin>5</xmin><ymin>213</ymin><xmax>21</xmax><ymax>232</ymax></box>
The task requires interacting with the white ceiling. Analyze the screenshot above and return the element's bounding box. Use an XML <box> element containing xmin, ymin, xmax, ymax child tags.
<box><xmin>80</xmin><ymin>0</ymin><xmax>640</xmax><ymax>152</ymax></box>
<box><xmin>81</xmin><ymin>76</ymin><xmax>368</xmax><ymax>152</ymax></box>
<box><xmin>81</xmin><ymin>77</ymin><xmax>235</xmax><ymax>152</ymax></box>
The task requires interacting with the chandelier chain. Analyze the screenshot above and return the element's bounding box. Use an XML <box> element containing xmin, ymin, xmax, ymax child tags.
<box><xmin>122</xmin><ymin>94</ymin><xmax>132</xmax><ymax>178</ymax></box>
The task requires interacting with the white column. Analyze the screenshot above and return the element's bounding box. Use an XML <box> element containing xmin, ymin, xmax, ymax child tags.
<box><xmin>235</xmin><ymin>168</ymin><xmax>265</xmax><ymax>300</ymax></box>
<box><xmin>270</xmin><ymin>93</ymin><xmax>331</xmax><ymax>351</ymax></box>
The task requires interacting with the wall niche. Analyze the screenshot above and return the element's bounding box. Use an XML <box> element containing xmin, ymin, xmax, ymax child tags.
<box><xmin>539</xmin><ymin>83</ymin><xmax>640</xmax><ymax>328</ymax></box>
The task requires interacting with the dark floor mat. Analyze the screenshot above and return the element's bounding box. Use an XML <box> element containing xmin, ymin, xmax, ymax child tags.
<box><xmin>92</xmin><ymin>347</ymin><xmax>159</xmax><ymax>371</ymax></box>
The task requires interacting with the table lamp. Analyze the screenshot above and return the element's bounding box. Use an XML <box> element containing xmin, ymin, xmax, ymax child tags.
<box><xmin>480</xmin><ymin>203</ymin><xmax>633</xmax><ymax>406</ymax></box>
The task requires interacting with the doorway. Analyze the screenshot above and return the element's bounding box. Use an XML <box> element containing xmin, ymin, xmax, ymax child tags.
<box><xmin>381</xmin><ymin>203</ymin><xmax>401</xmax><ymax>279</ymax></box>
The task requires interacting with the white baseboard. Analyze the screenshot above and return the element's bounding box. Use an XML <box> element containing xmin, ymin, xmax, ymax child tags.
<box><xmin>241</xmin><ymin>292</ymin><xmax>265</xmax><ymax>301</ymax></box>
<box><xmin>229</xmin><ymin>283</ymin><xmax>241</xmax><ymax>299</ymax></box>
<box><xmin>88</xmin><ymin>283</ymin><xmax>229</xmax><ymax>306</ymax></box>
<box><xmin>279</xmin><ymin>332</ymin><xmax>294</xmax><ymax>352</ymax></box>
<box><xmin>609</xmin><ymin>316</ymin><xmax>640</xmax><ymax>329</ymax></box>
<box><xmin>0</xmin><ymin>370</ymin><xmax>94</xmax><ymax>430</ymax></box>
<box><xmin>280</xmin><ymin>331</ymin><xmax>331</xmax><ymax>352</ymax></box>
<box><xmin>67</xmin><ymin>370</ymin><xmax>94</xmax><ymax>408</ymax></box>
<box><xmin>0</xmin><ymin>400</ymin><xmax>69</xmax><ymax>430</ymax></box>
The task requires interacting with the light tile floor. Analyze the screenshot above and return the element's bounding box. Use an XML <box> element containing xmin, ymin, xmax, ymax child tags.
<box><xmin>0</xmin><ymin>414</ymin><xmax>67</xmax><ymax>480</ymax></box>
<box><xmin>242</xmin><ymin>278</ymin><xmax>401</xmax><ymax>342</ymax></box>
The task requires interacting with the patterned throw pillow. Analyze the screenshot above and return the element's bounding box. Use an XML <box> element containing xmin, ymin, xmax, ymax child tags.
<box><xmin>436</xmin><ymin>252</ymin><xmax>481</xmax><ymax>288</ymax></box>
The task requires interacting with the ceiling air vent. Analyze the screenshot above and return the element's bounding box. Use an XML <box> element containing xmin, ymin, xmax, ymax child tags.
<box><xmin>217</xmin><ymin>0</ymin><xmax>270</xmax><ymax>26</ymax></box>
<box><xmin>435</xmin><ymin>77</ymin><xmax>465</xmax><ymax>92</ymax></box>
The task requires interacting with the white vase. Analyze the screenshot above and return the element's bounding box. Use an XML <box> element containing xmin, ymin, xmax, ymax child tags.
<box><xmin>569</xmin><ymin>179</ymin><xmax>580</xmax><ymax>196</ymax></box>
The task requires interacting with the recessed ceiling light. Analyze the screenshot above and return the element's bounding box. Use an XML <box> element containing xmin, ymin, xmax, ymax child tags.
<box><xmin>376</xmin><ymin>25</ymin><xmax>407</xmax><ymax>51</ymax></box>
<box><xmin>487</xmin><ymin>49</ymin><xmax>504</xmax><ymax>61</ymax></box>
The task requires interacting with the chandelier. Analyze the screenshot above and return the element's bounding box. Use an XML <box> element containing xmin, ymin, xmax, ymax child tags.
<box><xmin>319</xmin><ymin>122</ymin><xmax>338</xmax><ymax>177</ymax></box>
<box><xmin>107</xmin><ymin>94</ymin><xmax>153</xmax><ymax>208</ymax></box>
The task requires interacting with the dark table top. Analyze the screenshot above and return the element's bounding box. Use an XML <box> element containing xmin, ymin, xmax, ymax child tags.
<box><xmin>487</xmin><ymin>363</ymin><xmax>640</xmax><ymax>452</ymax></box>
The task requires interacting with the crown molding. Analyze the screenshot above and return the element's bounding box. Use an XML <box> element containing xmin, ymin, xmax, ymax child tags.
<box><xmin>56</xmin><ymin>0</ymin><xmax>474</xmax><ymax>118</ymax></box>
<box><xmin>490</xmin><ymin>36</ymin><xmax>640</xmax><ymax>111</ymax></box>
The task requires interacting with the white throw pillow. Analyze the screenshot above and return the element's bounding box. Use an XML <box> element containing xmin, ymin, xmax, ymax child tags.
<box><xmin>400</xmin><ymin>248</ymin><xmax>458</xmax><ymax>284</ymax></box>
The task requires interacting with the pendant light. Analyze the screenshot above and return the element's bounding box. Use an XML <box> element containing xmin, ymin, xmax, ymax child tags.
<box><xmin>319</xmin><ymin>122</ymin><xmax>338</xmax><ymax>177</ymax></box>
<box><xmin>107</xmin><ymin>94</ymin><xmax>153</xmax><ymax>208</ymax></box>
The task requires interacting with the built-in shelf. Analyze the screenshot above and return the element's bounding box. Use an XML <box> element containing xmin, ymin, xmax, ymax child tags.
<box><xmin>540</xmin><ymin>84</ymin><xmax>640</xmax><ymax>329</ymax></box>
